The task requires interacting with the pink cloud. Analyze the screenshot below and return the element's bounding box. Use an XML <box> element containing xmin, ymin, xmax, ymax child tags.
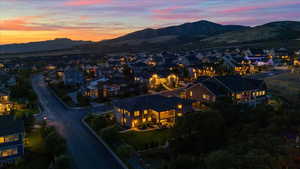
<box><xmin>63</xmin><ymin>0</ymin><xmax>111</xmax><ymax>6</ymax></box>
<box><xmin>220</xmin><ymin>0</ymin><xmax>300</xmax><ymax>14</ymax></box>
<box><xmin>0</xmin><ymin>16</ymin><xmax>42</xmax><ymax>31</ymax></box>
<box><xmin>151</xmin><ymin>6</ymin><xmax>201</xmax><ymax>21</ymax></box>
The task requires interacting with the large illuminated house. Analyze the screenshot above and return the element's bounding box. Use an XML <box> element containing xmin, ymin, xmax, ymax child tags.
<box><xmin>149</xmin><ymin>73</ymin><xmax>179</xmax><ymax>89</ymax></box>
<box><xmin>188</xmin><ymin>64</ymin><xmax>216</xmax><ymax>80</ymax></box>
<box><xmin>0</xmin><ymin>91</ymin><xmax>13</xmax><ymax>116</ymax></box>
<box><xmin>180</xmin><ymin>76</ymin><xmax>268</xmax><ymax>105</ymax></box>
<box><xmin>0</xmin><ymin>116</ymin><xmax>24</xmax><ymax>163</ymax></box>
<box><xmin>113</xmin><ymin>94</ymin><xmax>195</xmax><ymax>128</ymax></box>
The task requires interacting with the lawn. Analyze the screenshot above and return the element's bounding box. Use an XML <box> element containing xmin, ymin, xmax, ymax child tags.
<box><xmin>8</xmin><ymin>128</ymin><xmax>52</xmax><ymax>169</ymax></box>
<box><xmin>121</xmin><ymin>129</ymin><xmax>171</xmax><ymax>150</ymax></box>
<box><xmin>265</xmin><ymin>71</ymin><xmax>300</xmax><ymax>104</ymax></box>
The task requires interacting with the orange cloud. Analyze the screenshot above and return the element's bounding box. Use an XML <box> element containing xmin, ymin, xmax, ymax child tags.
<box><xmin>0</xmin><ymin>16</ymin><xmax>42</xmax><ymax>31</ymax></box>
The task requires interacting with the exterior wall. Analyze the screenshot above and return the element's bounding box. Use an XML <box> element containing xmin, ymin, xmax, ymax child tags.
<box><xmin>0</xmin><ymin>96</ymin><xmax>9</xmax><ymax>102</ymax></box>
<box><xmin>0</xmin><ymin>133</ymin><xmax>24</xmax><ymax>163</ymax></box>
<box><xmin>114</xmin><ymin>106</ymin><xmax>186</xmax><ymax>128</ymax></box>
<box><xmin>0</xmin><ymin>103</ymin><xmax>13</xmax><ymax>115</ymax></box>
<box><xmin>184</xmin><ymin>84</ymin><xmax>216</xmax><ymax>102</ymax></box>
<box><xmin>189</xmin><ymin>67</ymin><xmax>215</xmax><ymax>79</ymax></box>
<box><xmin>63</xmin><ymin>71</ymin><xmax>84</xmax><ymax>85</ymax></box>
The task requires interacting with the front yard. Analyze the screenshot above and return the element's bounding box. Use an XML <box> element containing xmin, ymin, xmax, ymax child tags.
<box><xmin>84</xmin><ymin>113</ymin><xmax>172</xmax><ymax>169</ymax></box>
<box><xmin>121</xmin><ymin>129</ymin><xmax>170</xmax><ymax>151</ymax></box>
<box><xmin>265</xmin><ymin>70</ymin><xmax>300</xmax><ymax>103</ymax></box>
<box><xmin>8</xmin><ymin>128</ymin><xmax>51</xmax><ymax>169</ymax></box>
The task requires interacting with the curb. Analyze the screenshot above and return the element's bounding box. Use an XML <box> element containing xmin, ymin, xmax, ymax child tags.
<box><xmin>81</xmin><ymin>116</ymin><xmax>129</xmax><ymax>169</ymax></box>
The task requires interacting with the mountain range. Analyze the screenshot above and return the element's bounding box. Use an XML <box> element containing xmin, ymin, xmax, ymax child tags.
<box><xmin>0</xmin><ymin>38</ymin><xmax>93</xmax><ymax>54</ymax></box>
<box><xmin>1</xmin><ymin>20</ymin><xmax>300</xmax><ymax>54</ymax></box>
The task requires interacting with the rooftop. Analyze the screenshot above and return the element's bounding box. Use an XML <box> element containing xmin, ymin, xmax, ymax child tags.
<box><xmin>0</xmin><ymin>115</ymin><xmax>24</xmax><ymax>136</ymax></box>
<box><xmin>114</xmin><ymin>94</ymin><xmax>192</xmax><ymax>112</ymax></box>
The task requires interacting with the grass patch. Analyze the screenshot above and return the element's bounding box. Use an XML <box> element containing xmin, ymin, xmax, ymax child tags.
<box><xmin>265</xmin><ymin>71</ymin><xmax>300</xmax><ymax>103</ymax></box>
<box><xmin>121</xmin><ymin>129</ymin><xmax>171</xmax><ymax>150</ymax></box>
<box><xmin>8</xmin><ymin>128</ymin><xmax>52</xmax><ymax>169</ymax></box>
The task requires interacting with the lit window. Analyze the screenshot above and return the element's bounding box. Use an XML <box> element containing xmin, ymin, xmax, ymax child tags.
<box><xmin>178</xmin><ymin>104</ymin><xmax>182</xmax><ymax>109</ymax></box>
<box><xmin>144</xmin><ymin>110</ymin><xmax>148</xmax><ymax>115</ymax></box>
<box><xmin>0</xmin><ymin>137</ymin><xmax>4</xmax><ymax>143</ymax></box>
<box><xmin>148</xmin><ymin>117</ymin><xmax>152</xmax><ymax>121</ymax></box>
<box><xmin>203</xmin><ymin>94</ymin><xmax>209</xmax><ymax>100</ymax></box>
<box><xmin>142</xmin><ymin>118</ymin><xmax>146</xmax><ymax>122</ymax></box>
<box><xmin>0</xmin><ymin>148</ymin><xmax>18</xmax><ymax>157</ymax></box>
<box><xmin>5</xmin><ymin>135</ymin><xmax>18</xmax><ymax>142</ymax></box>
<box><xmin>134</xmin><ymin>111</ymin><xmax>140</xmax><ymax>117</ymax></box>
<box><xmin>236</xmin><ymin>94</ymin><xmax>242</xmax><ymax>99</ymax></box>
<box><xmin>189</xmin><ymin>91</ymin><xmax>193</xmax><ymax>97</ymax></box>
<box><xmin>177</xmin><ymin>113</ymin><xmax>182</xmax><ymax>117</ymax></box>
<box><xmin>262</xmin><ymin>91</ymin><xmax>266</xmax><ymax>95</ymax></box>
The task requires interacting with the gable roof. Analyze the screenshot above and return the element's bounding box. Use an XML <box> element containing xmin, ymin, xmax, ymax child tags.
<box><xmin>0</xmin><ymin>90</ymin><xmax>9</xmax><ymax>96</ymax></box>
<box><xmin>214</xmin><ymin>76</ymin><xmax>266</xmax><ymax>92</ymax></box>
<box><xmin>201</xmin><ymin>80</ymin><xmax>227</xmax><ymax>96</ymax></box>
<box><xmin>0</xmin><ymin>115</ymin><xmax>24</xmax><ymax>136</ymax></box>
<box><xmin>114</xmin><ymin>94</ymin><xmax>191</xmax><ymax>112</ymax></box>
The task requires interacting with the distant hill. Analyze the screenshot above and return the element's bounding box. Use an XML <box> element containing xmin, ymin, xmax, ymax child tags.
<box><xmin>0</xmin><ymin>38</ymin><xmax>94</xmax><ymax>54</ymax></box>
<box><xmin>201</xmin><ymin>21</ymin><xmax>300</xmax><ymax>44</ymax></box>
<box><xmin>102</xmin><ymin>20</ymin><xmax>249</xmax><ymax>45</ymax></box>
<box><xmin>92</xmin><ymin>20</ymin><xmax>300</xmax><ymax>52</ymax></box>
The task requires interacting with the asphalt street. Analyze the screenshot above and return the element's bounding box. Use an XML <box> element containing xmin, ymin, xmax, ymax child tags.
<box><xmin>32</xmin><ymin>74</ymin><xmax>123</xmax><ymax>169</ymax></box>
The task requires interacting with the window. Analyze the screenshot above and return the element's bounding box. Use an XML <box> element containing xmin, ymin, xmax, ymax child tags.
<box><xmin>142</xmin><ymin>118</ymin><xmax>146</xmax><ymax>122</ymax></box>
<box><xmin>189</xmin><ymin>91</ymin><xmax>193</xmax><ymax>97</ymax></box>
<box><xmin>5</xmin><ymin>135</ymin><xmax>19</xmax><ymax>142</ymax></box>
<box><xmin>134</xmin><ymin>111</ymin><xmax>140</xmax><ymax>117</ymax></box>
<box><xmin>262</xmin><ymin>91</ymin><xmax>266</xmax><ymax>95</ymax></box>
<box><xmin>0</xmin><ymin>137</ymin><xmax>4</xmax><ymax>143</ymax></box>
<box><xmin>148</xmin><ymin>117</ymin><xmax>152</xmax><ymax>121</ymax></box>
<box><xmin>0</xmin><ymin>148</ymin><xmax>18</xmax><ymax>157</ymax></box>
<box><xmin>236</xmin><ymin>94</ymin><xmax>242</xmax><ymax>99</ymax></box>
<box><xmin>203</xmin><ymin>94</ymin><xmax>210</xmax><ymax>100</ymax></box>
<box><xmin>177</xmin><ymin>104</ymin><xmax>182</xmax><ymax>109</ymax></box>
<box><xmin>143</xmin><ymin>110</ymin><xmax>148</xmax><ymax>115</ymax></box>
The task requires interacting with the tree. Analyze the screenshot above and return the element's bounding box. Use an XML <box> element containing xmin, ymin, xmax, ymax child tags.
<box><xmin>77</xmin><ymin>93</ymin><xmax>90</xmax><ymax>106</ymax></box>
<box><xmin>123</xmin><ymin>65</ymin><xmax>134</xmax><ymax>81</ymax></box>
<box><xmin>171</xmin><ymin>111</ymin><xmax>225</xmax><ymax>154</ymax></box>
<box><xmin>44</xmin><ymin>128</ymin><xmax>66</xmax><ymax>156</ymax></box>
<box><xmin>168</xmin><ymin>155</ymin><xmax>204</xmax><ymax>169</ymax></box>
<box><xmin>53</xmin><ymin>154</ymin><xmax>70</xmax><ymax>169</ymax></box>
<box><xmin>116</xmin><ymin>144</ymin><xmax>134</xmax><ymax>158</ymax></box>
<box><xmin>205</xmin><ymin>150</ymin><xmax>235</xmax><ymax>169</ymax></box>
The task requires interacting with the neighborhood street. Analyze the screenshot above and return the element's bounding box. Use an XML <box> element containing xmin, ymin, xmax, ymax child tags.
<box><xmin>32</xmin><ymin>74</ymin><xmax>123</xmax><ymax>169</ymax></box>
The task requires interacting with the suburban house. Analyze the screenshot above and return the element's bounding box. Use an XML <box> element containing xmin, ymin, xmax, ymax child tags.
<box><xmin>162</xmin><ymin>76</ymin><xmax>268</xmax><ymax>106</ymax></box>
<box><xmin>0</xmin><ymin>115</ymin><xmax>24</xmax><ymax>163</ymax></box>
<box><xmin>294</xmin><ymin>58</ymin><xmax>300</xmax><ymax>66</ymax></box>
<box><xmin>223</xmin><ymin>55</ymin><xmax>252</xmax><ymax>75</ymax></box>
<box><xmin>149</xmin><ymin>73</ymin><xmax>179</xmax><ymax>89</ymax></box>
<box><xmin>113</xmin><ymin>94</ymin><xmax>195</xmax><ymax>128</ymax></box>
<box><xmin>188</xmin><ymin>64</ymin><xmax>216</xmax><ymax>80</ymax></box>
<box><xmin>245</xmin><ymin>55</ymin><xmax>273</xmax><ymax>66</ymax></box>
<box><xmin>187</xmin><ymin>76</ymin><xmax>268</xmax><ymax>105</ymax></box>
<box><xmin>0</xmin><ymin>91</ymin><xmax>13</xmax><ymax>116</ymax></box>
<box><xmin>63</xmin><ymin>67</ymin><xmax>84</xmax><ymax>86</ymax></box>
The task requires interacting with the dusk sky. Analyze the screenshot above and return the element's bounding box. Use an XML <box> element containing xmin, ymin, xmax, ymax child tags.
<box><xmin>0</xmin><ymin>0</ymin><xmax>300</xmax><ymax>44</ymax></box>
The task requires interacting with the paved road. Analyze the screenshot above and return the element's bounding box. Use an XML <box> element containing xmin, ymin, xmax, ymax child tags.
<box><xmin>32</xmin><ymin>74</ymin><xmax>123</xmax><ymax>169</ymax></box>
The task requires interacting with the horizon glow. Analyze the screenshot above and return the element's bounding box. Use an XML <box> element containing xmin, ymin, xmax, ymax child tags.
<box><xmin>0</xmin><ymin>0</ymin><xmax>300</xmax><ymax>44</ymax></box>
